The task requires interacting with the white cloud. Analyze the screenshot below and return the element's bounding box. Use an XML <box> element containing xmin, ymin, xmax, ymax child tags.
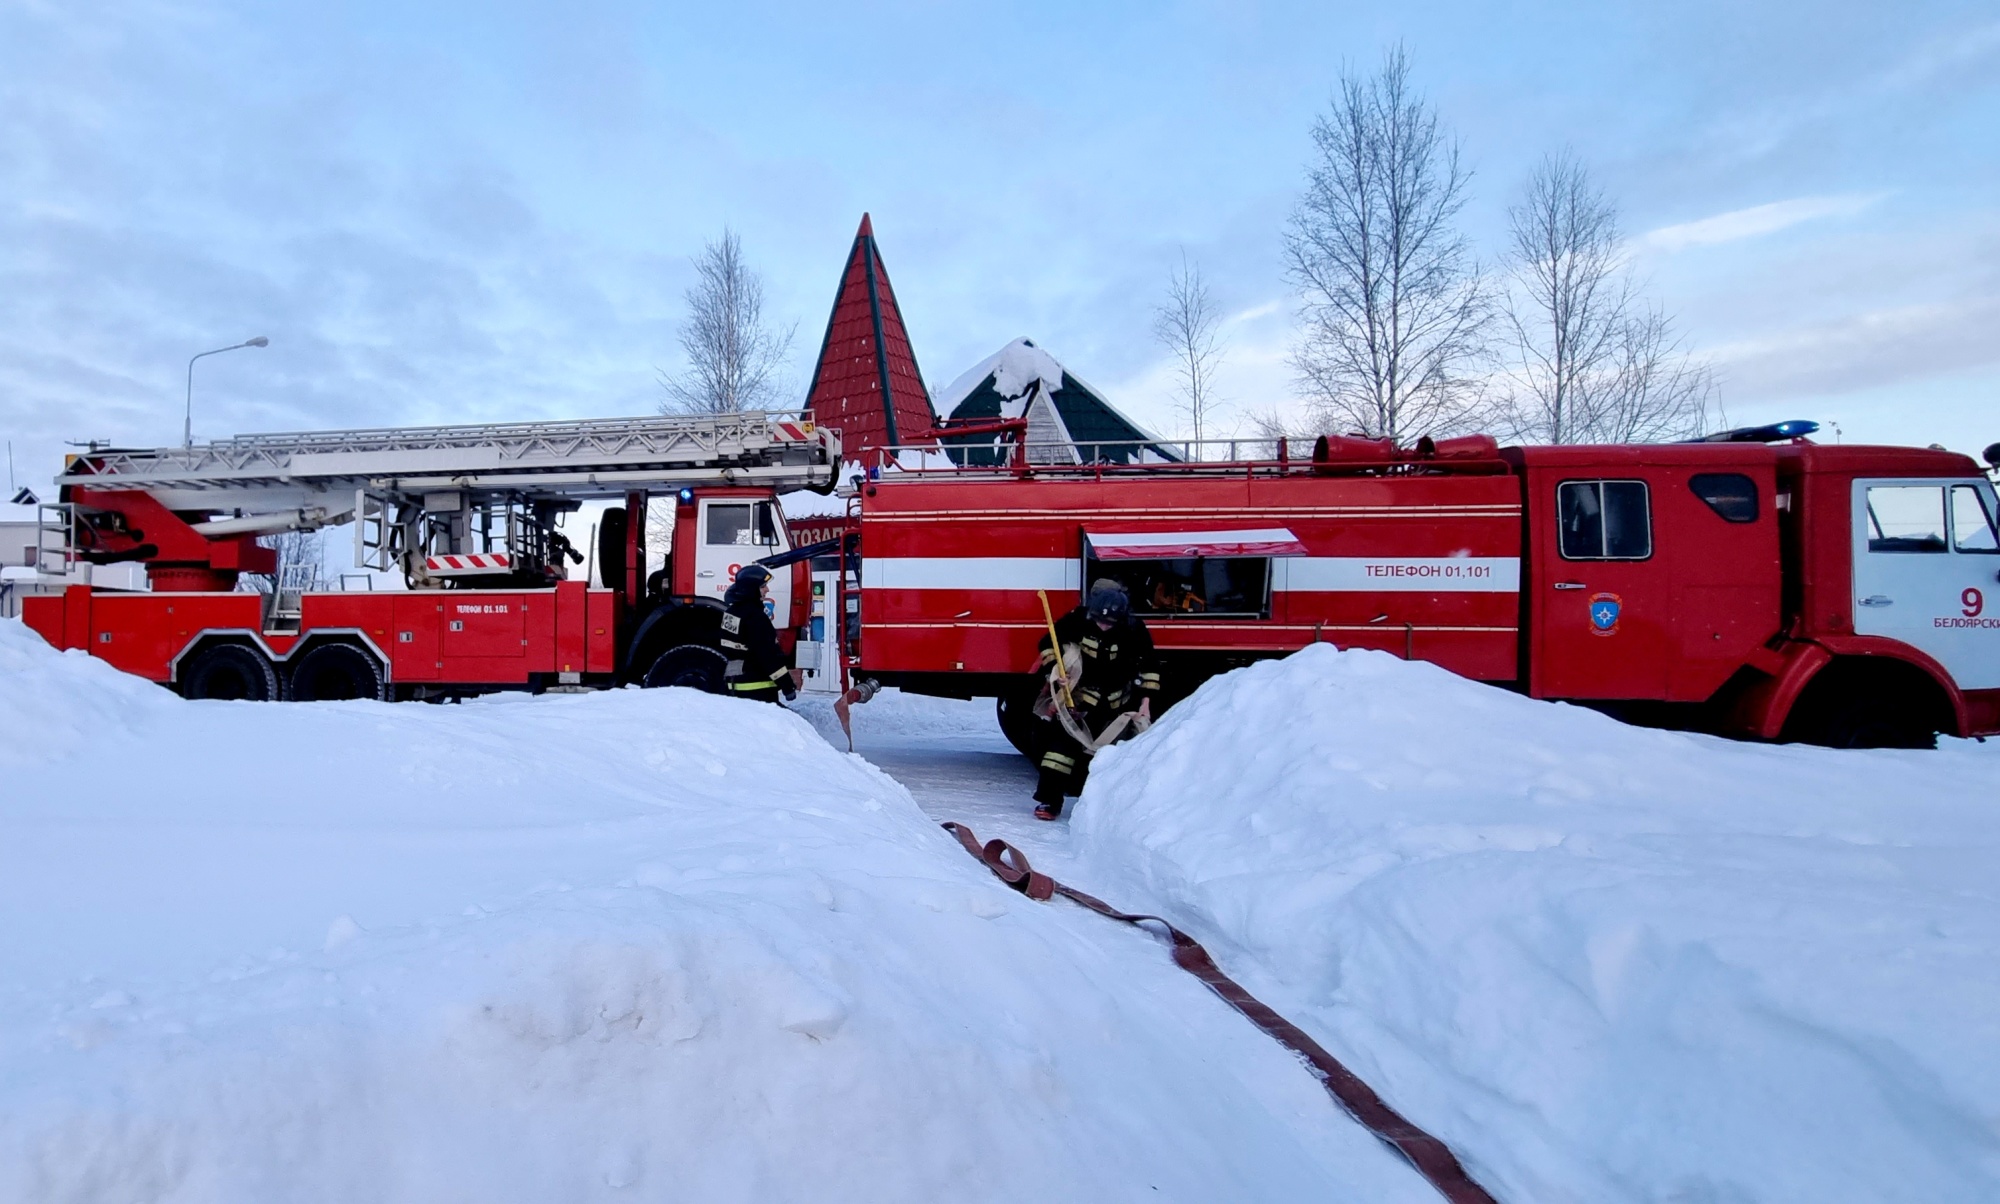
<box><xmin>1704</xmin><ymin>296</ymin><xmax>2000</xmax><ymax>401</ymax></box>
<box><xmin>1878</xmin><ymin>20</ymin><xmax>2000</xmax><ymax>92</ymax></box>
<box><xmin>1225</xmin><ymin>299</ymin><xmax>1283</xmax><ymax>325</ymax></box>
<box><xmin>1640</xmin><ymin>193</ymin><xmax>1888</xmax><ymax>253</ymax></box>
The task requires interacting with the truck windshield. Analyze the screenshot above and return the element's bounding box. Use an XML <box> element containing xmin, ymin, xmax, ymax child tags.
<box><xmin>1952</xmin><ymin>485</ymin><xmax>1999</xmax><ymax>553</ymax></box>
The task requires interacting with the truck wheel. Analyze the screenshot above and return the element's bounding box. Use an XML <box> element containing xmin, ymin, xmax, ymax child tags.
<box><xmin>1817</xmin><ymin>695</ymin><xmax>1937</xmax><ymax>751</ymax></box>
<box><xmin>996</xmin><ymin>682</ymin><xmax>1042</xmax><ymax>757</ymax></box>
<box><xmin>1783</xmin><ymin>660</ymin><xmax>1947</xmax><ymax>751</ymax></box>
<box><xmin>642</xmin><ymin>644</ymin><xmax>728</xmax><ymax>693</ymax></box>
<box><xmin>287</xmin><ymin>643</ymin><xmax>387</xmax><ymax>702</ymax></box>
<box><xmin>179</xmin><ymin>644</ymin><xmax>278</xmax><ymax>702</ymax></box>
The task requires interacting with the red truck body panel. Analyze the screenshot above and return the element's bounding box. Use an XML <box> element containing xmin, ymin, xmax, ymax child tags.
<box><xmin>1508</xmin><ymin>443</ymin><xmax>1783</xmax><ymax>702</ymax></box>
<box><xmin>858</xmin><ymin>472</ymin><xmax>1523</xmax><ymax>682</ymax></box>
<box><xmin>22</xmin><ymin>584</ymin><xmax>618</xmax><ymax>689</ymax></box>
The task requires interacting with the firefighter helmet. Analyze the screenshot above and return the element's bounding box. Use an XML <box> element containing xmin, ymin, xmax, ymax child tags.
<box><xmin>1086</xmin><ymin>579</ymin><xmax>1130</xmax><ymax>624</ymax></box>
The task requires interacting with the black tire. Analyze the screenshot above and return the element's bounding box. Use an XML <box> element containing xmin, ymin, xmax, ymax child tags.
<box><xmin>179</xmin><ymin>644</ymin><xmax>278</xmax><ymax>702</ymax></box>
<box><xmin>598</xmin><ymin>507</ymin><xmax>628</xmax><ymax>594</ymax></box>
<box><xmin>286</xmin><ymin>642</ymin><xmax>387</xmax><ymax>702</ymax></box>
<box><xmin>996</xmin><ymin>680</ymin><xmax>1042</xmax><ymax>758</ymax></box>
<box><xmin>1782</xmin><ymin>661</ymin><xmax>1946</xmax><ymax>751</ymax></box>
<box><xmin>1816</xmin><ymin>695</ymin><xmax>1937</xmax><ymax>750</ymax></box>
<box><xmin>642</xmin><ymin>643</ymin><xmax>728</xmax><ymax>693</ymax></box>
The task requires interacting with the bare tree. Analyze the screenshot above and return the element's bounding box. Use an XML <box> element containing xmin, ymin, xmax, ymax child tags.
<box><xmin>1151</xmin><ymin>251</ymin><xmax>1225</xmax><ymax>451</ymax></box>
<box><xmin>659</xmin><ymin>228</ymin><xmax>797</xmax><ymax>415</ymax></box>
<box><xmin>1240</xmin><ymin>407</ymin><xmax>1314</xmax><ymax>461</ymax></box>
<box><xmin>1285</xmin><ymin>46</ymin><xmax>1489</xmax><ymax>443</ymax></box>
<box><xmin>1501</xmin><ymin>152</ymin><xmax>1713</xmax><ymax>443</ymax></box>
<box><xmin>1592</xmin><ymin>307</ymin><xmax>1716</xmax><ymax>442</ymax></box>
<box><xmin>242</xmin><ymin>527</ymin><xmax>325</xmax><ymax>594</ymax></box>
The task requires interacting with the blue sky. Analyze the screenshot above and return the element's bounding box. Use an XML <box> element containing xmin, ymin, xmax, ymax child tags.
<box><xmin>2</xmin><ymin>0</ymin><xmax>1996</xmax><ymax>493</ymax></box>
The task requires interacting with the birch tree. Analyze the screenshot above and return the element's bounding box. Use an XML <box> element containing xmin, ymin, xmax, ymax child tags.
<box><xmin>659</xmin><ymin>228</ymin><xmax>797</xmax><ymax>415</ymax></box>
<box><xmin>1151</xmin><ymin>251</ymin><xmax>1225</xmax><ymax>452</ymax></box>
<box><xmin>1501</xmin><ymin>152</ymin><xmax>1713</xmax><ymax>443</ymax></box>
<box><xmin>1285</xmin><ymin>46</ymin><xmax>1489</xmax><ymax>442</ymax></box>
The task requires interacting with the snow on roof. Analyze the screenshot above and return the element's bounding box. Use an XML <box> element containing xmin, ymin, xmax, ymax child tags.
<box><xmin>931</xmin><ymin>337</ymin><xmax>1066</xmax><ymax>416</ymax></box>
<box><xmin>777</xmin><ymin>484</ymin><xmax>850</xmax><ymax>519</ymax></box>
<box><xmin>935</xmin><ymin>338</ymin><xmax>1176</xmax><ymax>465</ymax></box>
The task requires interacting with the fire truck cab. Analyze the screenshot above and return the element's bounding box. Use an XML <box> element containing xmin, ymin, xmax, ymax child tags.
<box><xmin>1510</xmin><ymin>439</ymin><xmax>2000</xmax><ymax>745</ymax></box>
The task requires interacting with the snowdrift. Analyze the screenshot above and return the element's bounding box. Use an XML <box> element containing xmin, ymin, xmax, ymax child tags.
<box><xmin>0</xmin><ymin>621</ymin><xmax>1430</xmax><ymax>1204</ymax></box>
<box><xmin>1074</xmin><ymin>644</ymin><xmax>2000</xmax><ymax>1203</ymax></box>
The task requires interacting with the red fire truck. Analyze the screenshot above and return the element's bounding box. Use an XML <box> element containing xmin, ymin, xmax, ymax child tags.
<box><xmin>22</xmin><ymin>412</ymin><xmax>839</xmax><ymax>700</ymax></box>
<box><xmin>840</xmin><ymin>423</ymin><xmax>2000</xmax><ymax>750</ymax></box>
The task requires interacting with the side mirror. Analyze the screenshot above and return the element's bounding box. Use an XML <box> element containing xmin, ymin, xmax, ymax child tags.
<box><xmin>1982</xmin><ymin>442</ymin><xmax>2000</xmax><ymax>470</ymax></box>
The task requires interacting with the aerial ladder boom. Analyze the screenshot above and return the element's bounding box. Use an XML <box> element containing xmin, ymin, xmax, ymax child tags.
<box><xmin>53</xmin><ymin>411</ymin><xmax>839</xmax><ymax>589</ymax></box>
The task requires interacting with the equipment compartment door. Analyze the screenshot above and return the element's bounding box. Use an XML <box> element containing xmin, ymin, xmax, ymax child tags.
<box><xmin>1528</xmin><ymin>473</ymin><xmax>1674</xmax><ymax>699</ymax></box>
<box><xmin>1853</xmin><ymin>479</ymin><xmax>2000</xmax><ymax>689</ymax></box>
<box><xmin>390</xmin><ymin>596</ymin><xmax>442</xmax><ymax>681</ymax></box>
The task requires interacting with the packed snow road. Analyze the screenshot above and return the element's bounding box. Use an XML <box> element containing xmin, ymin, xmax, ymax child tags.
<box><xmin>794</xmin><ymin>690</ymin><xmax>1060</xmax><ymax>859</ymax></box>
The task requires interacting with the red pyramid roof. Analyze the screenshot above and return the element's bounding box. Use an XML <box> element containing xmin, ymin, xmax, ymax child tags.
<box><xmin>804</xmin><ymin>214</ymin><xmax>936</xmax><ymax>459</ymax></box>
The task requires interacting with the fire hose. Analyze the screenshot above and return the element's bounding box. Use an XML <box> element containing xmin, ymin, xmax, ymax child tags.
<box><xmin>940</xmin><ymin>822</ymin><xmax>1500</xmax><ymax>1204</ymax></box>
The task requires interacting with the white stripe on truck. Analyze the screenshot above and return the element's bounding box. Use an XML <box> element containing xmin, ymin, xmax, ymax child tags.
<box><xmin>1276</xmin><ymin>557</ymin><xmax>1520</xmax><ymax>593</ymax></box>
<box><xmin>863</xmin><ymin>556</ymin><xmax>1519</xmax><ymax>593</ymax></box>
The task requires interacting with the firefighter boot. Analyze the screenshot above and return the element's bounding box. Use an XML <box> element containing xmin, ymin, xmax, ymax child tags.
<box><xmin>1032</xmin><ymin>768</ymin><xmax>1068</xmax><ymax>820</ymax></box>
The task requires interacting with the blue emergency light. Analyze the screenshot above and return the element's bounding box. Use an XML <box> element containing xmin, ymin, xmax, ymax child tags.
<box><xmin>1693</xmin><ymin>420</ymin><xmax>1820</xmax><ymax>444</ymax></box>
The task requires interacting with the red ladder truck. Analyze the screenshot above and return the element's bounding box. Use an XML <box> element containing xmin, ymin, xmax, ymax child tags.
<box><xmin>22</xmin><ymin>412</ymin><xmax>840</xmax><ymax>700</ymax></box>
<box><xmin>837</xmin><ymin>422</ymin><xmax>2000</xmax><ymax>749</ymax></box>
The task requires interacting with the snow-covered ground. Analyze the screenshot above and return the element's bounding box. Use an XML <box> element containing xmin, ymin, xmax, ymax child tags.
<box><xmin>1071</xmin><ymin>645</ymin><xmax>2000</xmax><ymax>1203</ymax></box>
<box><xmin>14</xmin><ymin>613</ymin><xmax>1999</xmax><ymax>1204</ymax></box>
<box><xmin>0</xmin><ymin>621</ymin><xmax>1431</xmax><ymax>1204</ymax></box>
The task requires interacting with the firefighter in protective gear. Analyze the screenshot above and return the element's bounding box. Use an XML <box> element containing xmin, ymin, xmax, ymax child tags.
<box><xmin>720</xmin><ymin>563</ymin><xmax>796</xmax><ymax>702</ymax></box>
<box><xmin>1032</xmin><ymin>579</ymin><xmax>1159</xmax><ymax>819</ymax></box>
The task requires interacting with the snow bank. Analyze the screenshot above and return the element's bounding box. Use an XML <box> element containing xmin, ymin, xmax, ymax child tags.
<box><xmin>0</xmin><ymin>621</ymin><xmax>1430</xmax><ymax>1204</ymax></box>
<box><xmin>1073</xmin><ymin>644</ymin><xmax>2000</xmax><ymax>1203</ymax></box>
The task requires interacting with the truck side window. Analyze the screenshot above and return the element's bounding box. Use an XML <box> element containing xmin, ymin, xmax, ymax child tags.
<box><xmin>1865</xmin><ymin>486</ymin><xmax>1947</xmax><ymax>553</ymax></box>
<box><xmin>707</xmin><ymin>504</ymin><xmax>751</xmax><ymax>546</ymax></box>
<box><xmin>1689</xmin><ymin>473</ymin><xmax>1758</xmax><ymax>523</ymax></box>
<box><xmin>1083</xmin><ymin>555</ymin><xmax>1271</xmax><ymax>619</ymax></box>
<box><xmin>1557</xmin><ymin>480</ymin><xmax>1651</xmax><ymax>560</ymax></box>
<box><xmin>1951</xmin><ymin>485</ymin><xmax>1999</xmax><ymax>553</ymax></box>
<box><xmin>705</xmin><ymin>503</ymin><xmax>780</xmax><ymax>548</ymax></box>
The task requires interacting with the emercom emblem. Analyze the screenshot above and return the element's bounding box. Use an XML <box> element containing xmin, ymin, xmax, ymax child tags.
<box><xmin>1588</xmin><ymin>592</ymin><xmax>1623</xmax><ymax>636</ymax></box>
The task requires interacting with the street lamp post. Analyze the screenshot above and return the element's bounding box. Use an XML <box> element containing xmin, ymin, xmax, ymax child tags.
<box><xmin>184</xmin><ymin>336</ymin><xmax>270</xmax><ymax>447</ymax></box>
